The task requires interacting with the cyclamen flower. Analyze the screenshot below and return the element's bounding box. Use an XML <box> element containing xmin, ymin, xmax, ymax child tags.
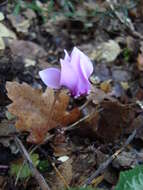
<box><xmin>39</xmin><ymin>47</ymin><xmax>93</xmax><ymax>97</ymax></box>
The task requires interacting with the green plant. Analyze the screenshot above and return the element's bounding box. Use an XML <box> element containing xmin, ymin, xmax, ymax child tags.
<box><xmin>38</xmin><ymin>159</ymin><xmax>51</xmax><ymax>172</ymax></box>
<box><xmin>123</xmin><ymin>48</ymin><xmax>132</xmax><ymax>62</ymax></box>
<box><xmin>10</xmin><ymin>153</ymin><xmax>39</xmax><ymax>179</ymax></box>
<box><xmin>115</xmin><ymin>164</ymin><xmax>143</xmax><ymax>190</ymax></box>
<box><xmin>13</xmin><ymin>0</ymin><xmax>45</xmax><ymax>21</ymax></box>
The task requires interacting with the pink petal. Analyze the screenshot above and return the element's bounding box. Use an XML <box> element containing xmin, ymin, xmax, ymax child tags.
<box><xmin>79</xmin><ymin>51</ymin><xmax>93</xmax><ymax>78</ymax></box>
<box><xmin>60</xmin><ymin>59</ymin><xmax>78</xmax><ymax>92</ymax></box>
<box><xmin>70</xmin><ymin>47</ymin><xmax>93</xmax><ymax>78</ymax></box>
<box><xmin>73</xmin><ymin>74</ymin><xmax>91</xmax><ymax>97</ymax></box>
<box><xmin>64</xmin><ymin>49</ymin><xmax>70</xmax><ymax>62</ymax></box>
<box><xmin>70</xmin><ymin>47</ymin><xmax>81</xmax><ymax>73</ymax></box>
<box><xmin>39</xmin><ymin>68</ymin><xmax>61</xmax><ymax>89</ymax></box>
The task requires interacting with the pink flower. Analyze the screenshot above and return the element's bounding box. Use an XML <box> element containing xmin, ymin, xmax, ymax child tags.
<box><xmin>39</xmin><ymin>47</ymin><xmax>93</xmax><ymax>97</ymax></box>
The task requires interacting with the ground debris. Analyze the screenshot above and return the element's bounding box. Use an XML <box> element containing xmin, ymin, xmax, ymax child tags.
<box><xmin>6</xmin><ymin>82</ymin><xmax>80</xmax><ymax>143</ymax></box>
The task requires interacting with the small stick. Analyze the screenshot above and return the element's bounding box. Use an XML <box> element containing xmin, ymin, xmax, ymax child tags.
<box><xmin>15</xmin><ymin>145</ymin><xmax>39</xmax><ymax>185</ymax></box>
<box><xmin>65</xmin><ymin>114</ymin><xmax>90</xmax><ymax>131</ymax></box>
<box><xmin>79</xmin><ymin>100</ymin><xmax>91</xmax><ymax>111</ymax></box>
<box><xmin>83</xmin><ymin>129</ymin><xmax>137</xmax><ymax>187</ymax></box>
<box><xmin>44</xmin><ymin>114</ymin><xmax>91</xmax><ymax>142</ymax></box>
<box><xmin>51</xmin><ymin>162</ymin><xmax>70</xmax><ymax>190</ymax></box>
<box><xmin>15</xmin><ymin>161</ymin><xmax>25</xmax><ymax>186</ymax></box>
<box><xmin>14</xmin><ymin>136</ymin><xmax>51</xmax><ymax>190</ymax></box>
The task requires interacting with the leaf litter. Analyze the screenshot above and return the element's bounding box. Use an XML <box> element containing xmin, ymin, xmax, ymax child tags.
<box><xmin>1</xmin><ymin>0</ymin><xmax>143</xmax><ymax>190</ymax></box>
<box><xmin>6</xmin><ymin>81</ymin><xmax>80</xmax><ymax>144</ymax></box>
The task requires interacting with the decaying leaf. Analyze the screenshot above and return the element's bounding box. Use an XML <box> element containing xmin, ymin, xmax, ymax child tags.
<box><xmin>6</xmin><ymin>82</ymin><xmax>80</xmax><ymax>143</ymax></box>
<box><xmin>88</xmin><ymin>86</ymin><xmax>116</xmax><ymax>105</ymax></box>
<box><xmin>100</xmin><ymin>80</ymin><xmax>112</xmax><ymax>93</ymax></box>
<box><xmin>52</xmin><ymin>158</ymin><xmax>73</xmax><ymax>190</ymax></box>
<box><xmin>95</xmin><ymin>101</ymin><xmax>135</xmax><ymax>142</ymax></box>
<box><xmin>137</xmin><ymin>53</ymin><xmax>143</xmax><ymax>71</ymax></box>
<box><xmin>51</xmin><ymin>132</ymin><xmax>72</xmax><ymax>156</ymax></box>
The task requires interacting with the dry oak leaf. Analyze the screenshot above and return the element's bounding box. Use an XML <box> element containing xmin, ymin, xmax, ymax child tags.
<box><xmin>95</xmin><ymin>101</ymin><xmax>135</xmax><ymax>142</ymax></box>
<box><xmin>6</xmin><ymin>82</ymin><xmax>80</xmax><ymax>144</ymax></box>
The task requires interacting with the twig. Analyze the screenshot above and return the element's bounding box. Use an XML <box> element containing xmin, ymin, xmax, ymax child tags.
<box><xmin>43</xmin><ymin>114</ymin><xmax>90</xmax><ymax>143</ymax></box>
<box><xmin>14</xmin><ymin>136</ymin><xmax>51</xmax><ymax>190</ymax></box>
<box><xmin>51</xmin><ymin>162</ymin><xmax>70</xmax><ymax>190</ymax></box>
<box><xmin>83</xmin><ymin>129</ymin><xmax>137</xmax><ymax>187</ymax></box>
<box><xmin>106</xmin><ymin>0</ymin><xmax>143</xmax><ymax>40</ymax></box>
<box><xmin>65</xmin><ymin>114</ymin><xmax>90</xmax><ymax>131</ymax></box>
<box><xmin>15</xmin><ymin>161</ymin><xmax>25</xmax><ymax>186</ymax></box>
<box><xmin>79</xmin><ymin>99</ymin><xmax>91</xmax><ymax>111</ymax></box>
<box><xmin>15</xmin><ymin>145</ymin><xmax>39</xmax><ymax>185</ymax></box>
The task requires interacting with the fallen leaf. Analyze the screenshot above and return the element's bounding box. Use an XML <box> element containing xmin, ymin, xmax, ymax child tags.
<box><xmin>88</xmin><ymin>86</ymin><xmax>116</xmax><ymax>105</ymax></box>
<box><xmin>137</xmin><ymin>53</ymin><xmax>143</xmax><ymax>71</ymax></box>
<box><xmin>95</xmin><ymin>101</ymin><xmax>135</xmax><ymax>142</ymax></box>
<box><xmin>51</xmin><ymin>158</ymin><xmax>73</xmax><ymax>190</ymax></box>
<box><xmin>100</xmin><ymin>80</ymin><xmax>112</xmax><ymax>93</ymax></box>
<box><xmin>91</xmin><ymin>175</ymin><xmax>104</xmax><ymax>187</ymax></box>
<box><xmin>51</xmin><ymin>132</ymin><xmax>72</xmax><ymax>156</ymax></box>
<box><xmin>6</xmin><ymin>82</ymin><xmax>80</xmax><ymax>143</ymax></box>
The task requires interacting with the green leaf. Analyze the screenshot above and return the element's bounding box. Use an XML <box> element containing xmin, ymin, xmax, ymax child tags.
<box><xmin>13</xmin><ymin>0</ymin><xmax>21</xmax><ymax>16</ymax></box>
<box><xmin>115</xmin><ymin>164</ymin><xmax>143</xmax><ymax>190</ymax></box>
<box><xmin>38</xmin><ymin>160</ymin><xmax>51</xmax><ymax>172</ymax></box>
<box><xmin>10</xmin><ymin>153</ymin><xmax>39</xmax><ymax>179</ymax></box>
<box><xmin>123</xmin><ymin>48</ymin><xmax>131</xmax><ymax>62</ymax></box>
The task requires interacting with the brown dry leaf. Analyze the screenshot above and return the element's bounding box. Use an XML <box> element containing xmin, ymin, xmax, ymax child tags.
<box><xmin>137</xmin><ymin>53</ymin><xmax>143</xmax><ymax>71</ymax></box>
<box><xmin>51</xmin><ymin>132</ymin><xmax>72</xmax><ymax>156</ymax></box>
<box><xmin>6</xmin><ymin>82</ymin><xmax>80</xmax><ymax>144</ymax></box>
<box><xmin>88</xmin><ymin>86</ymin><xmax>116</xmax><ymax>105</ymax></box>
<box><xmin>95</xmin><ymin>101</ymin><xmax>135</xmax><ymax>142</ymax></box>
<box><xmin>91</xmin><ymin>175</ymin><xmax>104</xmax><ymax>187</ymax></box>
<box><xmin>100</xmin><ymin>80</ymin><xmax>112</xmax><ymax>93</ymax></box>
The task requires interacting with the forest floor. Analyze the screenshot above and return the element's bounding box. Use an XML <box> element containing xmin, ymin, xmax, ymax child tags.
<box><xmin>0</xmin><ymin>0</ymin><xmax>143</xmax><ymax>190</ymax></box>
